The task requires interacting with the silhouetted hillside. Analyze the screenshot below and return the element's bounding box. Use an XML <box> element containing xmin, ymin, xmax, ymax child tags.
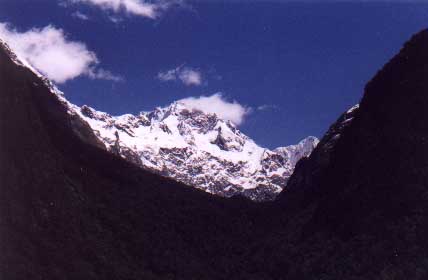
<box><xmin>0</xmin><ymin>39</ymin><xmax>265</xmax><ymax>279</ymax></box>
<box><xmin>272</xmin><ymin>29</ymin><xmax>428</xmax><ymax>279</ymax></box>
<box><xmin>2</xmin><ymin>30</ymin><xmax>428</xmax><ymax>279</ymax></box>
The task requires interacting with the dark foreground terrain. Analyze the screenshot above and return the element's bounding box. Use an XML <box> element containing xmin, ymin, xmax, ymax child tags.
<box><xmin>2</xmin><ymin>30</ymin><xmax>428</xmax><ymax>280</ymax></box>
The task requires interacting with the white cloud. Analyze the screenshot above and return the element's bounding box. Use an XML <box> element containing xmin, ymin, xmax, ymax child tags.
<box><xmin>179</xmin><ymin>68</ymin><xmax>202</xmax><ymax>86</ymax></box>
<box><xmin>72</xmin><ymin>0</ymin><xmax>183</xmax><ymax>19</ymax></box>
<box><xmin>0</xmin><ymin>23</ymin><xmax>120</xmax><ymax>84</ymax></box>
<box><xmin>177</xmin><ymin>93</ymin><xmax>251</xmax><ymax>125</ymax></box>
<box><xmin>158</xmin><ymin>65</ymin><xmax>202</xmax><ymax>86</ymax></box>
<box><xmin>72</xmin><ymin>11</ymin><xmax>90</xmax><ymax>20</ymax></box>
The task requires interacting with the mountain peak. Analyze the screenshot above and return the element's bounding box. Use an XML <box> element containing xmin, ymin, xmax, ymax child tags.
<box><xmin>0</xmin><ymin>35</ymin><xmax>318</xmax><ymax>201</ymax></box>
<box><xmin>67</xmin><ymin>98</ymin><xmax>318</xmax><ymax>201</ymax></box>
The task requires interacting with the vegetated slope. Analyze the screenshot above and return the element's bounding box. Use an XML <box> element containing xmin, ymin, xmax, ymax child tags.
<box><xmin>3</xmin><ymin>29</ymin><xmax>428</xmax><ymax>280</ymax></box>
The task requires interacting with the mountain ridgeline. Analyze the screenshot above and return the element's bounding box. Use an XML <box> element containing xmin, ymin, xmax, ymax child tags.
<box><xmin>2</xmin><ymin>30</ymin><xmax>428</xmax><ymax>279</ymax></box>
<box><xmin>66</xmin><ymin>96</ymin><xmax>318</xmax><ymax>201</ymax></box>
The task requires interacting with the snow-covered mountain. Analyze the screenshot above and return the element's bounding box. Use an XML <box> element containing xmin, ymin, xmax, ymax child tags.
<box><xmin>64</xmin><ymin>101</ymin><xmax>318</xmax><ymax>201</ymax></box>
<box><xmin>1</xmin><ymin>38</ymin><xmax>318</xmax><ymax>201</ymax></box>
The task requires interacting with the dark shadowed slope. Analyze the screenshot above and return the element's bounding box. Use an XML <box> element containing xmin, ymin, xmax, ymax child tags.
<box><xmin>270</xmin><ymin>29</ymin><xmax>428</xmax><ymax>279</ymax></box>
<box><xmin>3</xmin><ymin>29</ymin><xmax>428</xmax><ymax>280</ymax></box>
<box><xmin>0</xmin><ymin>40</ymin><xmax>266</xmax><ymax>280</ymax></box>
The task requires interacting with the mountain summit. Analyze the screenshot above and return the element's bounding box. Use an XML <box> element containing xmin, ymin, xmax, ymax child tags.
<box><xmin>70</xmin><ymin>100</ymin><xmax>318</xmax><ymax>201</ymax></box>
<box><xmin>0</xmin><ymin>36</ymin><xmax>318</xmax><ymax>201</ymax></box>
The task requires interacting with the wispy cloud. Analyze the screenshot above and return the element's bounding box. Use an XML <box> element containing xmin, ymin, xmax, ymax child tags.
<box><xmin>158</xmin><ymin>65</ymin><xmax>203</xmax><ymax>86</ymax></box>
<box><xmin>0</xmin><ymin>23</ymin><xmax>121</xmax><ymax>84</ymax></box>
<box><xmin>257</xmin><ymin>104</ymin><xmax>279</xmax><ymax>111</ymax></box>
<box><xmin>71</xmin><ymin>0</ymin><xmax>185</xmax><ymax>20</ymax></box>
<box><xmin>87</xmin><ymin>68</ymin><xmax>123</xmax><ymax>82</ymax></box>
<box><xmin>72</xmin><ymin>11</ymin><xmax>90</xmax><ymax>20</ymax></box>
<box><xmin>177</xmin><ymin>93</ymin><xmax>251</xmax><ymax>125</ymax></box>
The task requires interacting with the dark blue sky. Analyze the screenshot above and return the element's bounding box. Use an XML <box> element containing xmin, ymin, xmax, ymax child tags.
<box><xmin>1</xmin><ymin>1</ymin><xmax>428</xmax><ymax>148</ymax></box>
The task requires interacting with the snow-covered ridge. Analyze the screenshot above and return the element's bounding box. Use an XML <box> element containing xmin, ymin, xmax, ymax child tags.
<box><xmin>70</xmin><ymin>101</ymin><xmax>318</xmax><ymax>201</ymax></box>
<box><xmin>1</xmin><ymin>39</ymin><xmax>319</xmax><ymax>201</ymax></box>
